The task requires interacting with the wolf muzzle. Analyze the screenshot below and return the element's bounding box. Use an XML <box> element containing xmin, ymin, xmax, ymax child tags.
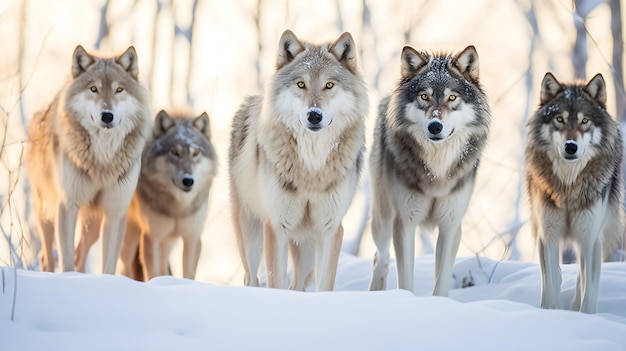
<box><xmin>100</xmin><ymin>110</ymin><xmax>115</xmax><ymax>128</ymax></box>
<box><xmin>301</xmin><ymin>107</ymin><xmax>330</xmax><ymax>132</ymax></box>
<box><xmin>563</xmin><ymin>140</ymin><xmax>579</xmax><ymax>160</ymax></box>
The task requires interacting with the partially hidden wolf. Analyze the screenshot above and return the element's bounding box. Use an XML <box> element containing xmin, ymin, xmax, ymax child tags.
<box><xmin>369</xmin><ymin>46</ymin><xmax>491</xmax><ymax>296</ymax></box>
<box><xmin>229</xmin><ymin>30</ymin><xmax>369</xmax><ymax>291</ymax></box>
<box><xmin>525</xmin><ymin>72</ymin><xmax>624</xmax><ymax>313</ymax></box>
<box><xmin>26</xmin><ymin>45</ymin><xmax>151</xmax><ymax>274</ymax></box>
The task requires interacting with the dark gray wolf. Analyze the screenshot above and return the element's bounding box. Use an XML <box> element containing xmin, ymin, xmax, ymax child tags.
<box><xmin>525</xmin><ymin>72</ymin><xmax>624</xmax><ymax>313</ymax></box>
<box><xmin>368</xmin><ymin>45</ymin><xmax>491</xmax><ymax>297</ymax></box>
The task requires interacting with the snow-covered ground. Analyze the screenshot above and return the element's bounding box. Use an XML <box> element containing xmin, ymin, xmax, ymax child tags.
<box><xmin>2</xmin><ymin>255</ymin><xmax>626</xmax><ymax>350</ymax></box>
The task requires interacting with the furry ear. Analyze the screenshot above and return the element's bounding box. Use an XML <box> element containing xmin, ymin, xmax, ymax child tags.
<box><xmin>72</xmin><ymin>45</ymin><xmax>95</xmax><ymax>78</ymax></box>
<box><xmin>454</xmin><ymin>45</ymin><xmax>479</xmax><ymax>83</ymax></box>
<box><xmin>401</xmin><ymin>46</ymin><xmax>428</xmax><ymax>79</ymax></box>
<box><xmin>193</xmin><ymin>112</ymin><xmax>211</xmax><ymax>140</ymax></box>
<box><xmin>540</xmin><ymin>72</ymin><xmax>563</xmax><ymax>104</ymax></box>
<box><xmin>584</xmin><ymin>73</ymin><xmax>607</xmax><ymax>107</ymax></box>
<box><xmin>116</xmin><ymin>46</ymin><xmax>139</xmax><ymax>79</ymax></box>
<box><xmin>276</xmin><ymin>30</ymin><xmax>305</xmax><ymax>70</ymax></box>
<box><xmin>154</xmin><ymin>110</ymin><xmax>174</xmax><ymax>137</ymax></box>
<box><xmin>329</xmin><ymin>32</ymin><xmax>358</xmax><ymax>74</ymax></box>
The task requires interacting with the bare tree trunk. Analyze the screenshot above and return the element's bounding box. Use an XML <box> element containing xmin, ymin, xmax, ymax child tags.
<box><xmin>185</xmin><ymin>0</ymin><xmax>199</xmax><ymax>108</ymax></box>
<box><xmin>255</xmin><ymin>0</ymin><xmax>263</xmax><ymax>90</ymax></box>
<box><xmin>94</xmin><ymin>0</ymin><xmax>111</xmax><ymax>50</ymax></box>
<box><xmin>610</xmin><ymin>0</ymin><xmax>625</xmax><ymax>121</ymax></box>
<box><xmin>573</xmin><ymin>0</ymin><xmax>588</xmax><ymax>80</ymax></box>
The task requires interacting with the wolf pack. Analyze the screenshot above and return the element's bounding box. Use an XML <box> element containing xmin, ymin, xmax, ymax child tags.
<box><xmin>24</xmin><ymin>30</ymin><xmax>624</xmax><ymax>315</ymax></box>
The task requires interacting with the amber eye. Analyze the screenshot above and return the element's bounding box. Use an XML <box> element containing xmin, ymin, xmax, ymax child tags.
<box><xmin>449</xmin><ymin>95</ymin><xmax>456</xmax><ymax>101</ymax></box>
<box><xmin>297</xmin><ymin>81</ymin><xmax>305</xmax><ymax>88</ymax></box>
<box><xmin>556</xmin><ymin>116</ymin><xmax>564</xmax><ymax>123</ymax></box>
<box><xmin>326</xmin><ymin>82</ymin><xmax>334</xmax><ymax>89</ymax></box>
<box><xmin>581</xmin><ymin>118</ymin><xmax>589</xmax><ymax>124</ymax></box>
<box><xmin>192</xmin><ymin>149</ymin><xmax>200</xmax><ymax>157</ymax></box>
<box><xmin>420</xmin><ymin>94</ymin><xmax>428</xmax><ymax>101</ymax></box>
<box><xmin>116</xmin><ymin>87</ymin><xmax>124</xmax><ymax>93</ymax></box>
<box><xmin>170</xmin><ymin>149</ymin><xmax>180</xmax><ymax>157</ymax></box>
<box><xmin>90</xmin><ymin>86</ymin><xmax>98</xmax><ymax>93</ymax></box>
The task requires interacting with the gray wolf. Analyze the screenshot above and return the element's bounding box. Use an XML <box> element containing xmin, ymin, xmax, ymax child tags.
<box><xmin>525</xmin><ymin>72</ymin><xmax>624</xmax><ymax>313</ymax></box>
<box><xmin>368</xmin><ymin>45</ymin><xmax>491</xmax><ymax>296</ymax></box>
<box><xmin>229</xmin><ymin>30</ymin><xmax>368</xmax><ymax>291</ymax></box>
<box><xmin>75</xmin><ymin>109</ymin><xmax>217</xmax><ymax>281</ymax></box>
<box><xmin>26</xmin><ymin>45</ymin><xmax>151</xmax><ymax>274</ymax></box>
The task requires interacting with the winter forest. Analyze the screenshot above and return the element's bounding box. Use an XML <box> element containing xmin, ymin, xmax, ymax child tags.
<box><xmin>2</xmin><ymin>1</ymin><xmax>626</xmax><ymax>350</ymax></box>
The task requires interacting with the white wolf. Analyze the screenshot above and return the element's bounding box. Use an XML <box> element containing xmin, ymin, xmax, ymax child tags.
<box><xmin>26</xmin><ymin>45</ymin><xmax>151</xmax><ymax>274</ymax></box>
<box><xmin>229</xmin><ymin>30</ymin><xmax>369</xmax><ymax>291</ymax></box>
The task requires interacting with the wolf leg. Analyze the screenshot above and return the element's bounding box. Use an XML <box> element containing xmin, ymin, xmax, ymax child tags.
<box><xmin>119</xmin><ymin>220</ymin><xmax>142</xmax><ymax>279</ymax></box>
<box><xmin>369</xmin><ymin>201</ymin><xmax>392</xmax><ymax>291</ymax></box>
<box><xmin>182</xmin><ymin>236</ymin><xmax>201</xmax><ymax>280</ymax></box>
<box><xmin>433</xmin><ymin>226</ymin><xmax>462</xmax><ymax>297</ymax></box>
<box><xmin>56</xmin><ymin>202</ymin><xmax>79</xmax><ymax>272</ymax></box>
<box><xmin>290</xmin><ymin>239</ymin><xmax>314</xmax><ymax>291</ymax></box>
<box><xmin>234</xmin><ymin>203</ymin><xmax>263</xmax><ymax>286</ymax></box>
<box><xmin>141</xmin><ymin>234</ymin><xmax>160</xmax><ymax>280</ymax></box>
<box><xmin>538</xmin><ymin>237</ymin><xmax>561</xmax><ymax>309</ymax></box>
<box><xmin>314</xmin><ymin>225</ymin><xmax>344</xmax><ymax>292</ymax></box>
<box><xmin>37</xmin><ymin>218</ymin><xmax>55</xmax><ymax>272</ymax></box>
<box><xmin>575</xmin><ymin>237</ymin><xmax>602</xmax><ymax>313</ymax></box>
<box><xmin>393</xmin><ymin>215</ymin><xmax>416</xmax><ymax>293</ymax></box>
<box><xmin>75</xmin><ymin>211</ymin><xmax>101</xmax><ymax>272</ymax></box>
<box><xmin>264</xmin><ymin>220</ymin><xmax>288</xmax><ymax>289</ymax></box>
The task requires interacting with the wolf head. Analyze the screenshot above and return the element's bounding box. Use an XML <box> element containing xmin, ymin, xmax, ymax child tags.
<box><xmin>534</xmin><ymin>73</ymin><xmax>608</xmax><ymax>162</ymax></box>
<box><xmin>265</xmin><ymin>30</ymin><xmax>368</xmax><ymax>133</ymax></box>
<box><xmin>147</xmin><ymin>110</ymin><xmax>216</xmax><ymax>193</ymax></box>
<box><xmin>393</xmin><ymin>45</ymin><xmax>489</xmax><ymax>143</ymax></box>
<box><xmin>65</xmin><ymin>45</ymin><xmax>148</xmax><ymax>131</ymax></box>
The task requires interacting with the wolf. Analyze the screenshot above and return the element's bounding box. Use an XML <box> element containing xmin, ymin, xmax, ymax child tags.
<box><xmin>525</xmin><ymin>72</ymin><xmax>624</xmax><ymax>313</ymax></box>
<box><xmin>26</xmin><ymin>45</ymin><xmax>151</xmax><ymax>274</ymax></box>
<box><xmin>229</xmin><ymin>30</ymin><xmax>368</xmax><ymax>291</ymax></box>
<box><xmin>75</xmin><ymin>110</ymin><xmax>217</xmax><ymax>280</ymax></box>
<box><xmin>368</xmin><ymin>45</ymin><xmax>491</xmax><ymax>297</ymax></box>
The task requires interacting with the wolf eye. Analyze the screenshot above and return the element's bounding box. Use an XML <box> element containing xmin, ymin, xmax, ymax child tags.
<box><xmin>90</xmin><ymin>86</ymin><xmax>98</xmax><ymax>93</ymax></box>
<box><xmin>170</xmin><ymin>149</ymin><xmax>180</xmax><ymax>157</ymax></box>
<box><xmin>326</xmin><ymin>82</ymin><xmax>334</xmax><ymax>89</ymax></box>
<box><xmin>192</xmin><ymin>149</ymin><xmax>200</xmax><ymax>157</ymax></box>
<box><xmin>116</xmin><ymin>87</ymin><xmax>124</xmax><ymax>93</ymax></box>
<box><xmin>297</xmin><ymin>81</ymin><xmax>305</xmax><ymax>89</ymax></box>
<box><xmin>581</xmin><ymin>118</ymin><xmax>589</xmax><ymax>124</ymax></box>
<box><xmin>556</xmin><ymin>116</ymin><xmax>564</xmax><ymax>123</ymax></box>
<box><xmin>420</xmin><ymin>94</ymin><xmax>429</xmax><ymax>101</ymax></box>
<box><xmin>449</xmin><ymin>95</ymin><xmax>457</xmax><ymax>101</ymax></box>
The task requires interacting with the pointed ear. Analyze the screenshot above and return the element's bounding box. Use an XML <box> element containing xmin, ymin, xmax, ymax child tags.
<box><xmin>329</xmin><ymin>32</ymin><xmax>358</xmax><ymax>74</ymax></box>
<box><xmin>584</xmin><ymin>73</ymin><xmax>607</xmax><ymax>107</ymax></box>
<box><xmin>154</xmin><ymin>110</ymin><xmax>174</xmax><ymax>137</ymax></box>
<box><xmin>276</xmin><ymin>30</ymin><xmax>305</xmax><ymax>70</ymax></box>
<box><xmin>401</xmin><ymin>46</ymin><xmax>428</xmax><ymax>79</ymax></box>
<box><xmin>117</xmin><ymin>46</ymin><xmax>139</xmax><ymax>79</ymax></box>
<box><xmin>72</xmin><ymin>45</ymin><xmax>95</xmax><ymax>78</ymax></box>
<box><xmin>454</xmin><ymin>45</ymin><xmax>479</xmax><ymax>82</ymax></box>
<box><xmin>540</xmin><ymin>72</ymin><xmax>563</xmax><ymax>104</ymax></box>
<box><xmin>193</xmin><ymin>112</ymin><xmax>211</xmax><ymax>140</ymax></box>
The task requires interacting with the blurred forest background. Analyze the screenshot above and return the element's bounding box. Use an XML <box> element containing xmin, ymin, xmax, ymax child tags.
<box><xmin>1</xmin><ymin>0</ymin><xmax>625</xmax><ymax>285</ymax></box>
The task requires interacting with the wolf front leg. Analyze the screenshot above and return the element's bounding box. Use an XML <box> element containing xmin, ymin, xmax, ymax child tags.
<box><xmin>369</xmin><ymin>198</ymin><xmax>393</xmax><ymax>291</ymax></box>
<box><xmin>314</xmin><ymin>225</ymin><xmax>344</xmax><ymax>292</ymax></box>
<box><xmin>264</xmin><ymin>220</ymin><xmax>288</xmax><ymax>289</ymax></box>
<box><xmin>56</xmin><ymin>202</ymin><xmax>80</xmax><ymax>272</ymax></box>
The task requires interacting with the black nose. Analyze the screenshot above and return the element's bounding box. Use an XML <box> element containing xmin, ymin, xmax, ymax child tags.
<box><xmin>307</xmin><ymin>110</ymin><xmax>323</xmax><ymax>125</ymax></box>
<box><xmin>565</xmin><ymin>141</ymin><xmax>578</xmax><ymax>155</ymax></box>
<box><xmin>182</xmin><ymin>176</ymin><xmax>194</xmax><ymax>187</ymax></box>
<box><xmin>101</xmin><ymin>111</ymin><xmax>114</xmax><ymax>124</ymax></box>
<box><xmin>427</xmin><ymin>120</ymin><xmax>443</xmax><ymax>135</ymax></box>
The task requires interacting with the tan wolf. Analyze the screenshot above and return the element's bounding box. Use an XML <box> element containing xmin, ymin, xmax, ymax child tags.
<box><xmin>26</xmin><ymin>45</ymin><xmax>152</xmax><ymax>274</ymax></box>
<box><xmin>368</xmin><ymin>45</ymin><xmax>492</xmax><ymax>297</ymax></box>
<box><xmin>229</xmin><ymin>30</ymin><xmax>369</xmax><ymax>291</ymax></box>
<box><xmin>113</xmin><ymin>110</ymin><xmax>217</xmax><ymax>281</ymax></box>
<box><xmin>525</xmin><ymin>72</ymin><xmax>624</xmax><ymax>313</ymax></box>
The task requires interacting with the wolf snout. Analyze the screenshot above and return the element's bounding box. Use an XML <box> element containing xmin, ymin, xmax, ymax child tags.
<box><xmin>100</xmin><ymin>110</ymin><xmax>115</xmax><ymax>128</ymax></box>
<box><xmin>181</xmin><ymin>175</ymin><xmax>194</xmax><ymax>192</ymax></box>
<box><xmin>307</xmin><ymin>110</ymin><xmax>323</xmax><ymax>125</ymax></box>
<box><xmin>301</xmin><ymin>107</ymin><xmax>329</xmax><ymax>132</ymax></box>
<box><xmin>563</xmin><ymin>140</ymin><xmax>579</xmax><ymax>160</ymax></box>
<box><xmin>427</xmin><ymin>120</ymin><xmax>443</xmax><ymax>135</ymax></box>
